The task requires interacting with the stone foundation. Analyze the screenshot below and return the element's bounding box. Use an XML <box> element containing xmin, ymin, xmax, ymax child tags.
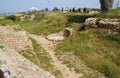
<box><xmin>84</xmin><ymin>18</ymin><xmax>120</xmax><ymax>34</ymax></box>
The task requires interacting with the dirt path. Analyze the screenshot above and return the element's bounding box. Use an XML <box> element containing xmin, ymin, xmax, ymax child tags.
<box><xmin>30</xmin><ymin>34</ymin><xmax>83</xmax><ymax>78</ymax></box>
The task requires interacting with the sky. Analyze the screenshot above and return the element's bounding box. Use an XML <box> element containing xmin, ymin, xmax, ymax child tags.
<box><xmin>0</xmin><ymin>0</ymin><xmax>119</xmax><ymax>14</ymax></box>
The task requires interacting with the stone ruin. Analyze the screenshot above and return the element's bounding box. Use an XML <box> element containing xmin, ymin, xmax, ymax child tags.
<box><xmin>46</xmin><ymin>28</ymin><xmax>76</xmax><ymax>41</ymax></box>
<box><xmin>63</xmin><ymin>28</ymin><xmax>71</xmax><ymax>37</ymax></box>
<box><xmin>0</xmin><ymin>26</ymin><xmax>33</xmax><ymax>51</ymax></box>
<box><xmin>84</xmin><ymin>18</ymin><xmax>120</xmax><ymax>34</ymax></box>
<box><xmin>63</xmin><ymin>28</ymin><xmax>74</xmax><ymax>37</ymax></box>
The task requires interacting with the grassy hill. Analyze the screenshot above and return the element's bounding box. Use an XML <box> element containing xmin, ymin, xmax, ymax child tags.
<box><xmin>0</xmin><ymin>9</ymin><xmax>120</xmax><ymax>78</ymax></box>
<box><xmin>56</xmin><ymin>30</ymin><xmax>120</xmax><ymax>78</ymax></box>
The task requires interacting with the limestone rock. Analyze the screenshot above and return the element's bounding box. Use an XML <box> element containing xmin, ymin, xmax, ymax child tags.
<box><xmin>84</xmin><ymin>18</ymin><xmax>98</xmax><ymax>30</ymax></box>
<box><xmin>84</xmin><ymin>18</ymin><xmax>120</xmax><ymax>34</ymax></box>
<box><xmin>46</xmin><ymin>33</ymin><xmax>64</xmax><ymax>41</ymax></box>
<box><xmin>0</xmin><ymin>45</ymin><xmax>55</xmax><ymax>78</ymax></box>
<box><xmin>0</xmin><ymin>26</ymin><xmax>33</xmax><ymax>51</ymax></box>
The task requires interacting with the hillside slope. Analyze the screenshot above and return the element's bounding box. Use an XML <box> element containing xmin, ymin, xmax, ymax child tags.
<box><xmin>0</xmin><ymin>9</ymin><xmax>120</xmax><ymax>78</ymax></box>
<box><xmin>0</xmin><ymin>44</ymin><xmax>55</xmax><ymax>78</ymax></box>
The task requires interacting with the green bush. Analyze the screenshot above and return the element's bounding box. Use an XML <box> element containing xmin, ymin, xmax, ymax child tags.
<box><xmin>0</xmin><ymin>19</ymin><xmax>15</xmax><ymax>25</ymax></box>
<box><xmin>67</xmin><ymin>14</ymin><xmax>95</xmax><ymax>23</ymax></box>
<box><xmin>0</xmin><ymin>45</ymin><xmax>4</xmax><ymax>49</ymax></box>
<box><xmin>4</xmin><ymin>15</ymin><xmax>20</xmax><ymax>22</ymax></box>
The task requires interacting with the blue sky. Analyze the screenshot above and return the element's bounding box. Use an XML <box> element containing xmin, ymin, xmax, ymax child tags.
<box><xmin>0</xmin><ymin>0</ymin><xmax>119</xmax><ymax>14</ymax></box>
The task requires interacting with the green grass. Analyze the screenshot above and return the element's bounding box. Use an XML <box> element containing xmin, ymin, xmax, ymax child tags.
<box><xmin>96</xmin><ymin>8</ymin><xmax>120</xmax><ymax>18</ymax></box>
<box><xmin>56</xmin><ymin>29</ymin><xmax>120</xmax><ymax>78</ymax></box>
<box><xmin>0</xmin><ymin>19</ymin><xmax>15</xmax><ymax>26</ymax></box>
<box><xmin>19</xmin><ymin>11</ymin><xmax>96</xmax><ymax>35</ymax></box>
<box><xmin>1</xmin><ymin>9</ymin><xmax>120</xmax><ymax>78</ymax></box>
<box><xmin>62</xmin><ymin>60</ymin><xmax>81</xmax><ymax>74</ymax></box>
<box><xmin>19</xmin><ymin>20</ymin><xmax>65</xmax><ymax>35</ymax></box>
<box><xmin>0</xmin><ymin>45</ymin><xmax>4</xmax><ymax>49</ymax></box>
<box><xmin>0</xmin><ymin>15</ymin><xmax>20</xmax><ymax>26</ymax></box>
<box><xmin>19</xmin><ymin>12</ymin><xmax>68</xmax><ymax>35</ymax></box>
<box><xmin>66</xmin><ymin>13</ymin><xmax>95</xmax><ymax>23</ymax></box>
<box><xmin>20</xmin><ymin>38</ymin><xmax>63</xmax><ymax>78</ymax></box>
<box><xmin>18</xmin><ymin>10</ymin><xmax>120</xmax><ymax>78</ymax></box>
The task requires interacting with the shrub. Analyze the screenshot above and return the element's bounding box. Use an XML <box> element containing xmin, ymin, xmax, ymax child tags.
<box><xmin>0</xmin><ymin>19</ymin><xmax>15</xmax><ymax>25</ymax></box>
<box><xmin>0</xmin><ymin>46</ymin><xmax>4</xmax><ymax>49</ymax></box>
<box><xmin>4</xmin><ymin>15</ymin><xmax>20</xmax><ymax>22</ymax></box>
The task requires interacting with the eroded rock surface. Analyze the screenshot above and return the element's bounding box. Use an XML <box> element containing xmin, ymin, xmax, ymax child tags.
<box><xmin>0</xmin><ymin>44</ymin><xmax>55</xmax><ymax>78</ymax></box>
<box><xmin>0</xmin><ymin>26</ymin><xmax>33</xmax><ymax>51</ymax></box>
<box><xmin>84</xmin><ymin>18</ymin><xmax>120</xmax><ymax>34</ymax></box>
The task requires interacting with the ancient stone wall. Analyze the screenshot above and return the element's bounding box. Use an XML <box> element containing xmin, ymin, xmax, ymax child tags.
<box><xmin>84</xmin><ymin>18</ymin><xmax>120</xmax><ymax>34</ymax></box>
<box><xmin>0</xmin><ymin>26</ymin><xmax>33</xmax><ymax>51</ymax></box>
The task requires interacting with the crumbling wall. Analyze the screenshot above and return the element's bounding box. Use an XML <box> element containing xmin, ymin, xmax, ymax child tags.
<box><xmin>84</xmin><ymin>18</ymin><xmax>120</xmax><ymax>34</ymax></box>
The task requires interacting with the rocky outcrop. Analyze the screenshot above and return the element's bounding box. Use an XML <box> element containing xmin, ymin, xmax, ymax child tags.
<box><xmin>0</xmin><ymin>44</ymin><xmax>55</xmax><ymax>78</ymax></box>
<box><xmin>84</xmin><ymin>18</ymin><xmax>120</xmax><ymax>34</ymax></box>
<box><xmin>0</xmin><ymin>26</ymin><xmax>33</xmax><ymax>51</ymax></box>
<box><xmin>84</xmin><ymin>18</ymin><xmax>98</xmax><ymax>30</ymax></box>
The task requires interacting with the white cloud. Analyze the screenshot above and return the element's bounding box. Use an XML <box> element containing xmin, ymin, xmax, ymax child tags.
<box><xmin>29</xmin><ymin>7</ymin><xmax>38</xmax><ymax>10</ymax></box>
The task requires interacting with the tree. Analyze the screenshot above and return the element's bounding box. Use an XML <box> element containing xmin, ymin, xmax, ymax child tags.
<box><xmin>100</xmin><ymin>0</ymin><xmax>114</xmax><ymax>11</ymax></box>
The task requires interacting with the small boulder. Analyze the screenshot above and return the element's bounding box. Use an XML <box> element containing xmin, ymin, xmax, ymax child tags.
<box><xmin>46</xmin><ymin>33</ymin><xmax>64</xmax><ymax>41</ymax></box>
<box><xmin>84</xmin><ymin>18</ymin><xmax>98</xmax><ymax>30</ymax></box>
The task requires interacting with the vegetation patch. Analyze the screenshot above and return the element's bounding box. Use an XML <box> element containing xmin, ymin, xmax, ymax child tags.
<box><xmin>20</xmin><ymin>38</ymin><xmax>63</xmax><ymax>78</ymax></box>
<box><xmin>19</xmin><ymin>12</ymin><xmax>67</xmax><ymax>35</ymax></box>
<box><xmin>0</xmin><ymin>45</ymin><xmax>4</xmax><ymax>49</ymax></box>
<box><xmin>1</xmin><ymin>8</ymin><xmax>120</xmax><ymax>78</ymax></box>
<box><xmin>96</xmin><ymin>9</ymin><xmax>120</xmax><ymax>18</ymax></box>
<box><xmin>4</xmin><ymin>15</ymin><xmax>20</xmax><ymax>22</ymax></box>
<box><xmin>56</xmin><ymin>29</ymin><xmax>120</xmax><ymax>78</ymax></box>
<box><xmin>0</xmin><ymin>15</ymin><xmax>20</xmax><ymax>26</ymax></box>
<box><xmin>0</xmin><ymin>19</ymin><xmax>15</xmax><ymax>26</ymax></box>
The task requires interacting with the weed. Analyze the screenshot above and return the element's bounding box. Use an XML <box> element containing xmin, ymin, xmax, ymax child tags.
<box><xmin>0</xmin><ymin>45</ymin><xmax>4</xmax><ymax>49</ymax></box>
<box><xmin>20</xmin><ymin>38</ymin><xmax>63</xmax><ymax>78</ymax></box>
<box><xmin>74</xmin><ymin>68</ymin><xmax>81</xmax><ymax>74</ymax></box>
